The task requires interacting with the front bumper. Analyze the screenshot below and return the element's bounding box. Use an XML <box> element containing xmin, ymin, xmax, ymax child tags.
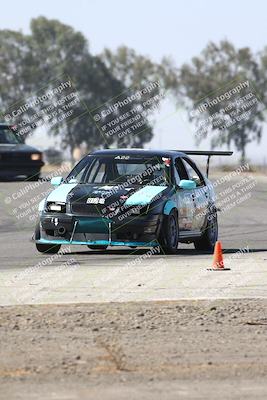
<box><xmin>0</xmin><ymin>161</ymin><xmax>44</xmax><ymax>178</ymax></box>
<box><xmin>37</xmin><ymin>213</ymin><xmax>163</xmax><ymax>247</ymax></box>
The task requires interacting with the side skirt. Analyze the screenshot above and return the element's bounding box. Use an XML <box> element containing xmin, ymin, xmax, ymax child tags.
<box><xmin>179</xmin><ymin>230</ymin><xmax>202</xmax><ymax>243</ymax></box>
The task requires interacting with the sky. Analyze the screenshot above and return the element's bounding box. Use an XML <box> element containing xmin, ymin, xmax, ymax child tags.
<box><xmin>2</xmin><ymin>0</ymin><xmax>267</xmax><ymax>163</ymax></box>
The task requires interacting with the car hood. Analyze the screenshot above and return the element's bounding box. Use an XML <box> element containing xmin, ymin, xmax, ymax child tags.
<box><xmin>46</xmin><ymin>183</ymin><xmax>168</xmax><ymax>208</ymax></box>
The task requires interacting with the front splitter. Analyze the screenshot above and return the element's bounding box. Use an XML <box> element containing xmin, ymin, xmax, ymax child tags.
<box><xmin>36</xmin><ymin>238</ymin><xmax>159</xmax><ymax>247</ymax></box>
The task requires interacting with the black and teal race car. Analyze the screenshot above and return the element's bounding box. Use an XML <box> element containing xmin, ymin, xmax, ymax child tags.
<box><xmin>34</xmin><ymin>149</ymin><xmax>232</xmax><ymax>254</ymax></box>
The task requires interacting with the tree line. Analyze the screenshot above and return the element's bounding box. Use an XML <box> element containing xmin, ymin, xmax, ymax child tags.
<box><xmin>1</xmin><ymin>16</ymin><xmax>266</xmax><ymax>162</ymax></box>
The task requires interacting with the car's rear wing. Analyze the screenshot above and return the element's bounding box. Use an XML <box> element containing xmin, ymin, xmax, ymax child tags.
<box><xmin>177</xmin><ymin>150</ymin><xmax>233</xmax><ymax>177</ymax></box>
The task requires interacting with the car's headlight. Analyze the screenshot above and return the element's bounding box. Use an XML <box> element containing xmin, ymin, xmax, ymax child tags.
<box><xmin>31</xmin><ymin>153</ymin><xmax>42</xmax><ymax>161</ymax></box>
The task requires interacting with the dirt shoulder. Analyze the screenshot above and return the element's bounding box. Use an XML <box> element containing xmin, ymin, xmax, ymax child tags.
<box><xmin>1</xmin><ymin>299</ymin><xmax>267</xmax><ymax>399</ymax></box>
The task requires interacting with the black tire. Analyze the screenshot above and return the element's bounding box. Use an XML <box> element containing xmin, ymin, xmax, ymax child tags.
<box><xmin>194</xmin><ymin>210</ymin><xmax>218</xmax><ymax>251</ymax></box>
<box><xmin>159</xmin><ymin>209</ymin><xmax>179</xmax><ymax>254</ymax></box>
<box><xmin>35</xmin><ymin>222</ymin><xmax>61</xmax><ymax>254</ymax></box>
<box><xmin>87</xmin><ymin>245</ymin><xmax>108</xmax><ymax>250</ymax></box>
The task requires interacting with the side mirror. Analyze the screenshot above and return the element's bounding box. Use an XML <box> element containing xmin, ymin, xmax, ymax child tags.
<box><xmin>51</xmin><ymin>176</ymin><xmax>63</xmax><ymax>186</ymax></box>
<box><xmin>179</xmin><ymin>179</ymin><xmax>197</xmax><ymax>190</ymax></box>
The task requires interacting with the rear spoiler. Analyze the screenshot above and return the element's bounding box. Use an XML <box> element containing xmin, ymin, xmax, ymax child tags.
<box><xmin>177</xmin><ymin>150</ymin><xmax>233</xmax><ymax>177</ymax></box>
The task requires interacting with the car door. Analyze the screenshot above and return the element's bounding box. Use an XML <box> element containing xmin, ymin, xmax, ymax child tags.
<box><xmin>181</xmin><ymin>157</ymin><xmax>209</xmax><ymax>231</ymax></box>
<box><xmin>173</xmin><ymin>157</ymin><xmax>195</xmax><ymax>232</ymax></box>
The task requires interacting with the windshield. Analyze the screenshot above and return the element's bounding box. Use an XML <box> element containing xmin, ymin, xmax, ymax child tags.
<box><xmin>0</xmin><ymin>127</ymin><xmax>21</xmax><ymax>144</ymax></box>
<box><xmin>66</xmin><ymin>155</ymin><xmax>172</xmax><ymax>186</ymax></box>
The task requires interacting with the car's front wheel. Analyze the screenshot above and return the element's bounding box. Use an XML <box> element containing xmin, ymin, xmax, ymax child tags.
<box><xmin>159</xmin><ymin>210</ymin><xmax>179</xmax><ymax>254</ymax></box>
<box><xmin>194</xmin><ymin>210</ymin><xmax>218</xmax><ymax>251</ymax></box>
<box><xmin>35</xmin><ymin>222</ymin><xmax>61</xmax><ymax>254</ymax></box>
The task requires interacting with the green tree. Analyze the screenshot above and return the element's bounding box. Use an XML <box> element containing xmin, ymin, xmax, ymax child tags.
<box><xmin>100</xmin><ymin>46</ymin><xmax>180</xmax><ymax>147</ymax></box>
<box><xmin>0</xmin><ymin>17</ymin><xmax>154</xmax><ymax>155</ymax></box>
<box><xmin>178</xmin><ymin>40</ymin><xmax>264</xmax><ymax>164</ymax></box>
<box><xmin>29</xmin><ymin>17</ymin><xmax>154</xmax><ymax>152</ymax></box>
<box><xmin>0</xmin><ymin>30</ymin><xmax>34</xmax><ymax>114</ymax></box>
<box><xmin>100</xmin><ymin>46</ymin><xmax>179</xmax><ymax>101</ymax></box>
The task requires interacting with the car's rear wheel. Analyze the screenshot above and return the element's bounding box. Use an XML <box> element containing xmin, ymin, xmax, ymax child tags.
<box><xmin>87</xmin><ymin>245</ymin><xmax>108</xmax><ymax>250</ymax></box>
<box><xmin>194</xmin><ymin>210</ymin><xmax>218</xmax><ymax>251</ymax></box>
<box><xmin>35</xmin><ymin>222</ymin><xmax>61</xmax><ymax>254</ymax></box>
<box><xmin>159</xmin><ymin>209</ymin><xmax>179</xmax><ymax>254</ymax></box>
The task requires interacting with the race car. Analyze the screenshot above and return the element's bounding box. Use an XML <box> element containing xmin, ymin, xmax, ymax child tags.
<box><xmin>34</xmin><ymin>149</ymin><xmax>232</xmax><ymax>254</ymax></box>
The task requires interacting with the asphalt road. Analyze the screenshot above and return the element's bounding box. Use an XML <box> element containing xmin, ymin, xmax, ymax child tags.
<box><xmin>0</xmin><ymin>171</ymin><xmax>267</xmax><ymax>400</ymax></box>
<box><xmin>0</xmin><ymin>171</ymin><xmax>266</xmax><ymax>305</ymax></box>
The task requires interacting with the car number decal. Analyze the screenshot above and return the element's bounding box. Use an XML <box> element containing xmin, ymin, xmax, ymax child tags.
<box><xmin>86</xmin><ymin>197</ymin><xmax>105</xmax><ymax>204</ymax></box>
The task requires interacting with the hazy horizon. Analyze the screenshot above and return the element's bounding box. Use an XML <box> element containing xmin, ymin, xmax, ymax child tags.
<box><xmin>2</xmin><ymin>0</ymin><xmax>267</xmax><ymax>163</ymax></box>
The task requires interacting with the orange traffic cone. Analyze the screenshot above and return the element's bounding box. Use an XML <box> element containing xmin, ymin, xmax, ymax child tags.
<box><xmin>207</xmin><ymin>241</ymin><xmax>231</xmax><ymax>271</ymax></box>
